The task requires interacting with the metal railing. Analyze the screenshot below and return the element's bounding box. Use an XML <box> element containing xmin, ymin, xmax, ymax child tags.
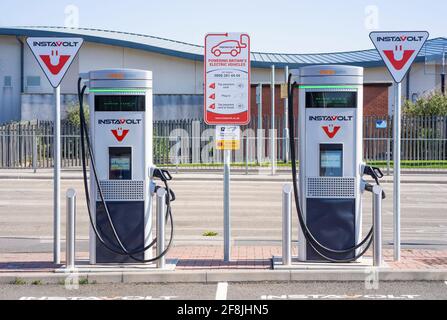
<box><xmin>1</xmin><ymin>116</ymin><xmax>446</xmax><ymax>172</ymax></box>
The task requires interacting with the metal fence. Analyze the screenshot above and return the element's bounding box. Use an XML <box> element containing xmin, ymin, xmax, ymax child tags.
<box><xmin>1</xmin><ymin>116</ymin><xmax>446</xmax><ymax>173</ymax></box>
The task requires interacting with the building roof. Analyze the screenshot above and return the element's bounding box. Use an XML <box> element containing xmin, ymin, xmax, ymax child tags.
<box><xmin>1</xmin><ymin>26</ymin><xmax>446</xmax><ymax>68</ymax></box>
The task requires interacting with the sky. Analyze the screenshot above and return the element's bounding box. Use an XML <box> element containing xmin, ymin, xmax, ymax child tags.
<box><xmin>0</xmin><ymin>0</ymin><xmax>445</xmax><ymax>54</ymax></box>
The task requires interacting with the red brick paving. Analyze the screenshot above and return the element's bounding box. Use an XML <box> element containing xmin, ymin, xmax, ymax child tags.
<box><xmin>1</xmin><ymin>247</ymin><xmax>447</xmax><ymax>272</ymax></box>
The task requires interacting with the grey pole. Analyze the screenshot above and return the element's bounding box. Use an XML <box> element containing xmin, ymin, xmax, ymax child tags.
<box><xmin>271</xmin><ymin>65</ymin><xmax>276</xmax><ymax>175</ymax></box>
<box><xmin>66</xmin><ymin>188</ymin><xmax>76</xmax><ymax>270</ymax></box>
<box><xmin>257</xmin><ymin>84</ymin><xmax>263</xmax><ymax>165</ymax></box>
<box><xmin>54</xmin><ymin>85</ymin><xmax>61</xmax><ymax>264</ymax></box>
<box><xmin>386</xmin><ymin>137</ymin><xmax>391</xmax><ymax>176</ymax></box>
<box><xmin>393</xmin><ymin>82</ymin><xmax>402</xmax><ymax>261</ymax></box>
<box><xmin>282</xmin><ymin>184</ymin><xmax>292</xmax><ymax>266</ymax></box>
<box><xmin>32</xmin><ymin>129</ymin><xmax>37</xmax><ymax>173</ymax></box>
<box><xmin>245</xmin><ymin>135</ymin><xmax>249</xmax><ymax>175</ymax></box>
<box><xmin>224</xmin><ymin>149</ymin><xmax>231</xmax><ymax>262</ymax></box>
<box><xmin>176</xmin><ymin>136</ymin><xmax>180</xmax><ymax>174</ymax></box>
<box><xmin>373</xmin><ymin>185</ymin><xmax>383</xmax><ymax>267</ymax></box>
<box><xmin>283</xmin><ymin>66</ymin><xmax>289</xmax><ymax>163</ymax></box>
<box><xmin>156</xmin><ymin>187</ymin><xmax>167</xmax><ymax>269</ymax></box>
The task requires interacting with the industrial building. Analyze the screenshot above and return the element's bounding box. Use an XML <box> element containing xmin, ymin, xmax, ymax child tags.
<box><xmin>0</xmin><ymin>26</ymin><xmax>446</xmax><ymax>124</ymax></box>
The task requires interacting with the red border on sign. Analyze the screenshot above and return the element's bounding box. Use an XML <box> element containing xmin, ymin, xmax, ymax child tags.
<box><xmin>204</xmin><ymin>33</ymin><xmax>251</xmax><ymax>125</ymax></box>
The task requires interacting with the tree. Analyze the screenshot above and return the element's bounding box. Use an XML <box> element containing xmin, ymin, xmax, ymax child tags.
<box><xmin>403</xmin><ymin>91</ymin><xmax>447</xmax><ymax>116</ymax></box>
<box><xmin>65</xmin><ymin>102</ymin><xmax>89</xmax><ymax>127</ymax></box>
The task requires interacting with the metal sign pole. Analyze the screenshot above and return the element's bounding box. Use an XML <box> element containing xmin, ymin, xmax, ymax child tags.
<box><xmin>284</xmin><ymin>66</ymin><xmax>289</xmax><ymax>163</ymax></box>
<box><xmin>442</xmin><ymin>52</ymin><xmax>446</xmax><ymax>95</ymax></box>
<box><xmin>257</xmin><ymin>84</ymin><xmax>263</xmax><ymax>165</ymax></box>
<box><xmin>393</xmin><ymin>82</ymin><xmax>402</xmax><ymax>261</ymax></box>
<box><xmin>271</xmin><ymin>65</ymin><xmax>276</xmax><ymax>175</ymax></box>
<box><xmin>54</xmin><ymin>85</ymin><xmax>61</xmax><ymax>264</ymax></box>
<box><xmin>370</xmin><ymin>31</ymin><xmax>429</xmax><ymax>263</ymax></box>
<box><xmin>223</xmin><ymin>149</ymin><xmax>231</xmax><ymax>262</ymax></box>
<box><xmin>25</xmin><ymin>37</ymin><xmax>83</xmax><ymax>265</ymax></box>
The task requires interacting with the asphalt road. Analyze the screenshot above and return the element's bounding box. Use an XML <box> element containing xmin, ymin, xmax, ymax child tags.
<box><xmin>1</xmin><ymin>281</ymin><xmax>446</xmax><ymax>300</ymax></box>
<box><xmin>0</xmin><ymin>177</ymin><xmax>447</xmax><ymax>251</ymax></box>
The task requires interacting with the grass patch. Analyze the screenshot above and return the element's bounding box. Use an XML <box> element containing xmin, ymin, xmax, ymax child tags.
<box><xmin>367</xmin><ymin>160</ymin><xmax>447</xmax><ymax>169</ymax></box>
<box><xmin>78</xmin><ymin>278</ymin><xmax>89</xmax><ymax>285</ymax></box>
<box><xmin>202</xmin><ymin>231</ymin><xmax>218</xmax><ymax>237</ymax></box>
<box><xmin>158</xmin><ymin>160</ymin><xmax>447</xmax><ymax>170</ymax></box>
<box><xmin>31</xmin><ymin>280</ymin><xmax>43</xmax><ymax>285</ymax></box>
<box><xmin>10</xmin><ymin>278</ymin><xmax>26</xmax><ymax>285</ymax></box>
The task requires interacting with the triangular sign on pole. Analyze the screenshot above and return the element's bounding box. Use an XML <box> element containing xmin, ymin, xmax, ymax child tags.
<box><xmin>370</xmin><ymin>31</ymin><xmax>429</xmax><ymax>83</ymax></box>
<box><xmin>26</xmin><ymin>37</ymin><xmax>84</xmax><ymax>88</ymax></box>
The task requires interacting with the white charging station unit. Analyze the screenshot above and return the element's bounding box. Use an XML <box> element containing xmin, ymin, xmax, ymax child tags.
<box><xmin>84</xmin><ymin>69</ymin><xmax>154</xmax><ymax>264</ymax></box>
<box><xmin>293</xmin><ymin>65</ymin><xmax>364</xmax><ymax>262</ymax></box>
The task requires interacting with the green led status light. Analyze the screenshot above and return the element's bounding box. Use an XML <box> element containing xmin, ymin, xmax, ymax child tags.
<box><xmin>89</xmin><ymin>88</ymin><xmax>146</xmax><ymax>93</ymax></box>
<box><xmin>298</xmin><ymin>85</ymin><xmax>358</xmax><ymax>89</ymax></box>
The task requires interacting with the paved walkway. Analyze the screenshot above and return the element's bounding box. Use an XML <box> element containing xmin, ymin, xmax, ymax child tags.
<box><xmin>0</xmin><ymin>168</ymin><xmax>446</xmax><ymax>183</ymax></box>
<box><xmin>1</xmin><ymin>247</ymin><xmax>447</xmax><ymax>273</ymax></box>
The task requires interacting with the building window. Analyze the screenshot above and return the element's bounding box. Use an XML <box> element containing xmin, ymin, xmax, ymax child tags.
<box><xmin>4</xmin><ymin>76</ymin><xmax>12</xmax><ymax>87</ymax></box>
<box><xmin>26</xmin><ymin>76</ymin><xmax>41</xmax><ymax>87</ymax></box>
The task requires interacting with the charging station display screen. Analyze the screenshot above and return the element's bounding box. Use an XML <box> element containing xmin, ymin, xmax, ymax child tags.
<box><xmin>109</xmin><ymin>147</ymin><xmax>132</xmax><ymax>180</ymax></box>
<box><xmin>95</xmin><ymin>95</ymin><xmax>145</xmax><ymax>112</ymax></box>
<box><xmin>320</xmin><ymin>144</ymin><xmax>343</xmax><ymax>177</ymax></box>
<box><xmin>306</xmin><ymin>92</ymin><xmax>357</xmax><ymax>108</ymax></box>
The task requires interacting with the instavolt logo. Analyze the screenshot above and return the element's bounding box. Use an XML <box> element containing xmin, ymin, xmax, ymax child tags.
<box><xmin>309</xmin><ymin>115</ymin><xmax>353</xmax><ymax>121</ymax></box>
<box><xmin>33</xmin><ymin>41</ymin><xmax>81</xmax><ymax>75</ymax></box>
<box><xmin>375</xmin><ymin>35</ymin><xmax>424</xmax><ymax>71</ymax></box>
<box><xmin>98</xmin><ymin>119</ymin><xmax>142</xmax><ymax>125</ymax></box>
<box><xmin>32</xmin><ymin>41</ymin><xmax>81</xmax><ymax>47</ymax></box>
<box><xmin>376</xmin><ymin>35</ymin><xmax>425</xmax><ymax>42</ymax></box>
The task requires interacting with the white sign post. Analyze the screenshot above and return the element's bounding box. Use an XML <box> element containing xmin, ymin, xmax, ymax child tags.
<box><xmin>205</xmin><ymin>33</ymin><xmax>250</xmax><ymax>262</ymax></box>
<box><xmin>370</xmin><ymin>31</ymin><xmax>429</xmax><ymax>261</ymax></box>
<box><xmin>26</xmin><ymin>37</ymin><xmax>83</xmax><ymax>264</ymax></box>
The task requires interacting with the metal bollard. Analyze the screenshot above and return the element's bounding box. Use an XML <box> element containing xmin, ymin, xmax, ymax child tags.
<box><xmin>386</xmin><ymin>138</ymin><xmax>391</xmax><ymax>176</ymax></box>
<box><xmin>372</xmin><ymin>185</ymin><xmax>383</xmax><ymax>267</ymax></box>
<box><xmin>156</xmin><ymin>187</ymin><xmax>167</xmax><ymax>269</ymax></box>
<box><xmin>245</xmin><ymin>135</ymin><xmax>249</xmax><ymax>175</ymax></box>
<box><xmin>282</xmin><ymin>184</ymin><xmax>292</xmax><ymax>266</ymax></box>
<box><xmin>32</xmin><ymin>132</ymin><xmax>37</xmax><ymax>173</ymax></box>
<box><xmin>66</xmin><ymin>189</ymin><xmax>76</xmax><ymax>270</ymax></box>
<box><xmin>176</xmin><ymin>136</ymin><xmax>180</xmax><ymax>174</ymax></box>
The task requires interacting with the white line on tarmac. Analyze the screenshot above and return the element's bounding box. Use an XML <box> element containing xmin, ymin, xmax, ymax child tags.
<box><xmin>215</xmin><ymin>282</ymin><xmax>228</xmax><ymax>300</ymax></box>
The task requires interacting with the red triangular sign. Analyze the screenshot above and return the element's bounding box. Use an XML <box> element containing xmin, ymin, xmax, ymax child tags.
<box><xmin>370</xmin><ymin>31</ymin><xmax>429</xmax><ymax>83</ymax></box>
<box><xmin>26</xmin><ymin>37</ymin><xmax>84</xmax><ymax>88</ymax></box>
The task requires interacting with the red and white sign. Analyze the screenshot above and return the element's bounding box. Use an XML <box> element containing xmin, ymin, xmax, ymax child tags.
<box><xmin>26</xmin><ymin>37</ymin><xmax>84</xmax><ymax>88</ymax></box>
<box><xmin>370</xmin><ymin>31</ymin><xmax>429</xmax><ymax>83</ymax></box>
<box><xmin>204</xmin><ymin>33</ymin><xmax>250</xmax><ymax>125</ymax></box>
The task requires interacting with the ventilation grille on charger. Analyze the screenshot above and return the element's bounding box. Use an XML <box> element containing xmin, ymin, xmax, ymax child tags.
<box><xmin>306</xmin><ymin>177</ymin><xmax>356</xmax><ymax>198</ymax></box>
<box><xmin>96</xmin><ymin>180</ymin><xmax>144</xmax><ymax>201</ymax></box>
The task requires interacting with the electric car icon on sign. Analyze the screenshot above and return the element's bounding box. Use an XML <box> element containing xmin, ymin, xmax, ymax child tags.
<box><xmin>211</xmin><ymin>34</ymin><xmax>249</xmax><ymax>57</ymax></box>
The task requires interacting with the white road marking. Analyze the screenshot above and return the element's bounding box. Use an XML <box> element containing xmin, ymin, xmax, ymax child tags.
<box><xmin>215</xmin><ymin>282</ymin><xmax>228</xmax><ymax>300</ymax></box>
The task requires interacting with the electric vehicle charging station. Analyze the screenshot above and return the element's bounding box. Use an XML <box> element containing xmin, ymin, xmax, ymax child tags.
<box><xmin>285</xmin><ymin>65</ymin><xmax>385</xmax><ymax>264</ymax></box>
<box><xmin>77</xmin><ymin>69</ymin><xmax>175</xmax><ymax>265</ymax></box>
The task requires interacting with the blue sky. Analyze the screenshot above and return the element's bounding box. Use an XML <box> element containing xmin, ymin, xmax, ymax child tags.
<box><xmin>0</xmin><ymin>0</ymin><xmax>445</xmax><ymax>53</ymax></box>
